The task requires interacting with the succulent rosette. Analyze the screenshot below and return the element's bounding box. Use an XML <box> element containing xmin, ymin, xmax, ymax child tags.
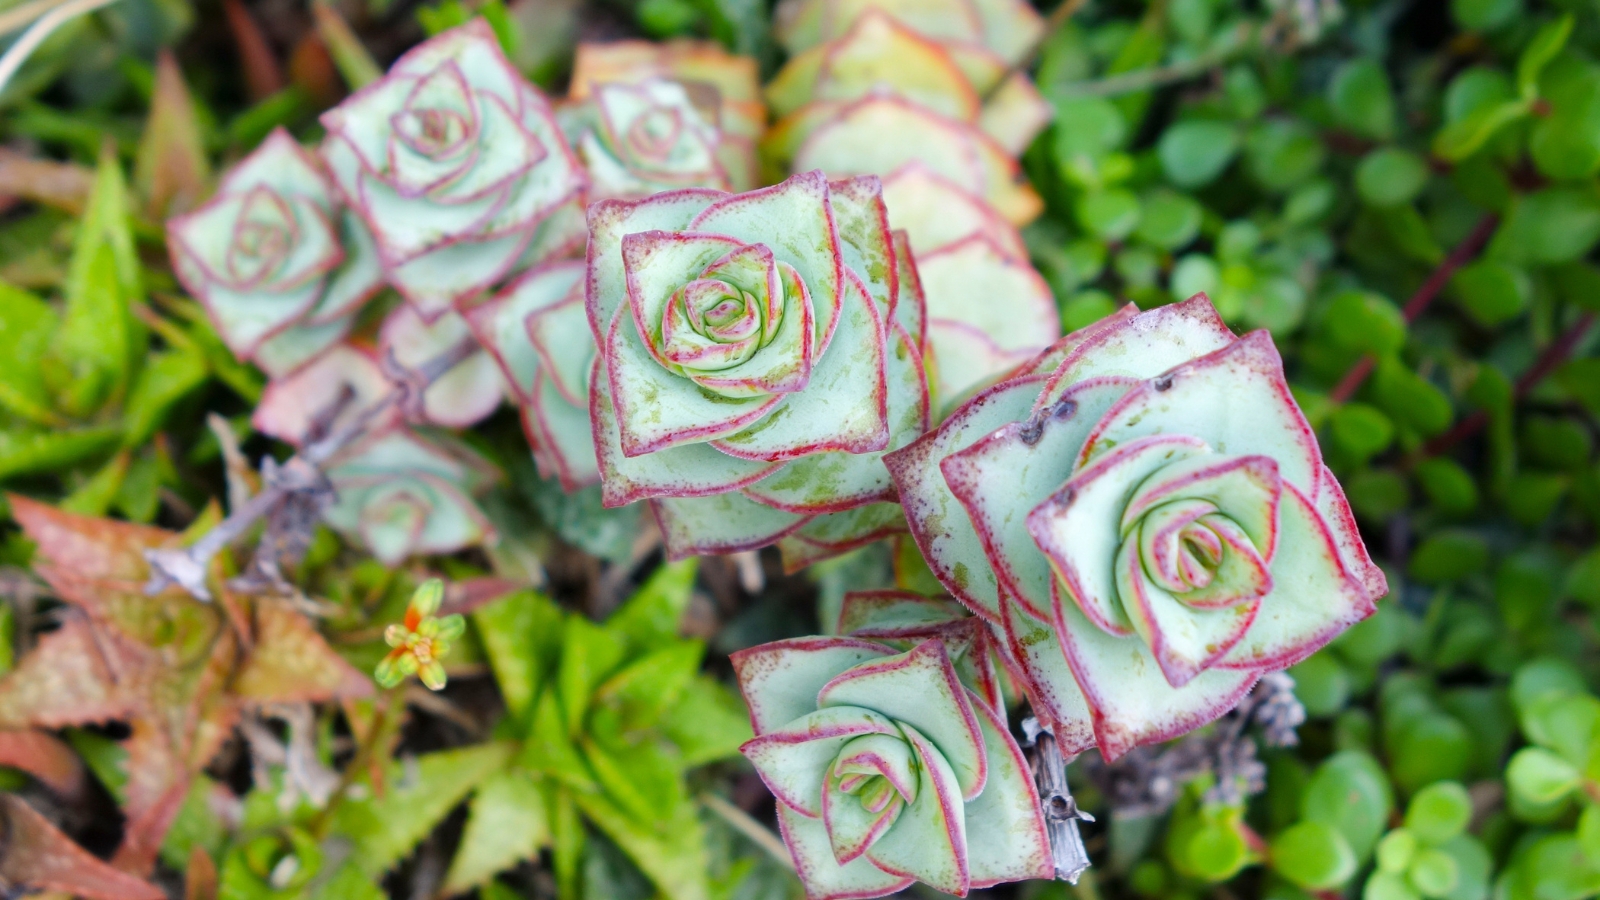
<box><xmin>461</xmin><ymin>260</ymin><xmax>600</xmax><ymax>490</ymax></box>
<box><xmin>881</xmin><ymin>163</ymin><xmax>1059</xmax><ymax>402</ymax></box>
<box><xmin>251</xmin><ymin>345</ymin><xmax>500</xmax><ymax>565</ymax></box>
<box><xmin>774</xmin><ymin>0</ymin><xmax>1044</xmax><ymax>69</ymax></box>
<box><xmin>885</xmin><ymin>295</ymin><xmax>1388</xmax><ymax>760</ymax></box>
<box><xmin>319</xmin><ymin>21</ymin><xmax>587</xmax><ymax>318</ymax></box>
<box><xmin>560</xmin><ymin>78</ymin><xmax>753</xmax><ymax>200</ymax></box>
<box><xmin>569</xmin><ymin>39</ymin><xmax>766</xmax><ymax>146</ymax></box>
<box><xmin>733</xmin><ymin>632</ymin><xmax>1050</xmax><ymax>899</ymax></box>
<box><xmin>765</xmin><ymin>10</ymin><xmax>1052</xmax><ymax>161</ymax></box>
<box><xmin>586</xmin><ymin>170</ymin><xmax>932</xmax><ymax>561</ymax></box>
<box><xmin>321</xmin><ymin>427</ymin><xmax>498</xmax><ymax>566</ymax></box>
<box><xmin>166</xmin><ymin>128</ymin><xmax>383</xmax><ymax>377</ymax></box>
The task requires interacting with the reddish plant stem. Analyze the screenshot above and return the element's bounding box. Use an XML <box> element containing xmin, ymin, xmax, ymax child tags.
<box><xmin>1329</xmin><ymin>213</ymin><xmax>1501</xmax><ymax>404</ymax></box>
<box><xmin>1420</xmin><ymin>312</ymin><xmax>1596</xmax><ymax>458</ymax></box>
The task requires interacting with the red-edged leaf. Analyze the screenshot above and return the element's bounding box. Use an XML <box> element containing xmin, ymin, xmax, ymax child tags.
<box><xmin>232</xmin><ymin>599</ymin><xmax>374</xmax><ymax>703</ymax></box>
<box><xmin>0</xmin><ymin>618</ymin><xmax>146</xmax><ymax>728</ymax></box>
<box><xmin>0</xmin><ymin>794</ymin><xmax>165</xmax><ymax>900</ymax></box>
<box><xmin>0</xmin><ymin>728</ymin><xmax>86</xmax><ymax>798</ymax></box>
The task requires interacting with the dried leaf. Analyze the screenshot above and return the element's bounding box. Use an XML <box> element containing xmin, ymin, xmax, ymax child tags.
<box><xmin>0</xmin><ymin>794</ymin><xmax>166</xmax><ymax>900</ymax></box>
<box><xmin>0</xmin><ymin>148</ymin><xmax>93</xmax><ymax>215</ymax></box>
<box><xmin>185</xmin><ymin>846</ymin><xmax>219</xmax><ymax>900</ymax></box>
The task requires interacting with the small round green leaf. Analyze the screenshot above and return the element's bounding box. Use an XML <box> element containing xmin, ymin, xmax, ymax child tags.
<box><xmin>1159</xmin><ymin>119</ymin><xmax>1242</xmax><ymax>188</ymax></box>
<box><xmin>1408</xmin><ymin>531</ymin><xmax>1490</xmax><ymax>585</ymax></box>
<box><xmin>1136</xmin><ymin>190</ymin><xmax>1203</xmax><ymax>249</ymax></box>
<box><xmin>1330</xmin><ymin>403</ymin><xmax>1395</xmax><ymax>463</ymax></box>
<box><xmin>1450</xmin><ymin>260</ymin><xmax>1531</xmax><ymax>327</ymax></box>
<box><xmin>1408</xmin><ymin>847</ymin><xmax>1461</xmax><ymax>899</ymax></box>
<box><xmin>1075</xmin><ymin>188</ymin><xmax>1142</xmax><ymax>240</ymax></box>
<box><xmin>1330</xmin><ymin>59</ymin><xmax>1397</xmax><ymax>141</ymax></box>
<box><xmin>1378</xmin><ymin>829</ymin><xmax>1420</xmax><ymax>874</ymax></box>
<box><xmin>1405</xmin><ymin>782</ymin><xmax>1473</xmax><ymax>845</ymax></box>
<box><xmin>1356</xmin><ymin>148</ymin><xmax>1430</xmax><ymax>207</ymax></box>
<box><xmin>1272</xmin><ymin>821</ymin><xmax>1357</xmax><ymax>890</ymax></box>
<box><xmin>1507</xmin><ymin>747</ymin><xmax>1582</xmax><ymax>806</ymax></box>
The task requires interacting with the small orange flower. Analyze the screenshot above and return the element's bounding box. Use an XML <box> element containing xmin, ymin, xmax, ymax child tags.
<box><xmin>375</xmin><ymin>579</ymin><xmax>465</xmax><ymax>691</ymax></box>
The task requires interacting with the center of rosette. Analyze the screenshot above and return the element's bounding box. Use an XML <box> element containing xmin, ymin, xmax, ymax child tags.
<box><xmin>822</xmin><ymin>732</ymin><xmax>920</xmax><ymax>862</ymax></box>
<box><xmin>628</xmin><ymin>235</ymin><xmax>816</xmax><ymax>401</ymax></box>
<box><xmin>392</xmin><ymin>65</ymin><xmax>478</xmax><ymax>162</ymax></box>
<box><xmin>226</xmin><ymin>186</ymin><xmax>297</xmax><ymax>287</ymax></box>
<box><xmin>626</xmin><ymin>106</ymin><xmax>685</xmax><ymax>162</ymax></box>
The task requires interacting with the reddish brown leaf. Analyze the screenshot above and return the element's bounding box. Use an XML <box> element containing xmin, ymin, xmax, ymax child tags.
<box><xmin>10</xmin><ymin>494</ymin><xmax>174</xmax><ymax>582</ymax></box>
<box><xmin>0</xmin><ymin>729</ymin><xmax>86</xmax><ymax>799</ymax></box>
<box><xmin>0</xmin><ymin>619</ymin><xmax>146</xmax><ymax>728</ymax></box>
<box><xmin>442</xmin><ymin>576</ymin><xmax>521</xmax><ymax>616</ymax></box>
<box><xmin>0</xmin><ymin>795</ymin><xmax>165</xmax><ymax>900</ymax></box>
<box><xmin>223</xmin><ymin>0</ymin><xmax>285</xmax><ymax>101</ymax></box>
<box><xmin>134</xmin><ymin>51</ymin><xmax>213</xmax><ymax>218</ymax></box>
<box><xmin>112</xmin><ymin>773</ymin><xmax>192</xmax><ymax>875</ymax></box>
<box><xmin>186</xmin><ymin>845</ymin><xmax>219</xmax><ymax>900</ymax></box>
<box><xmin>232</xmin><ymin>599</ymin><xmax>373</xmax><ymax>704</ymax></box>
<box><xmin>0</xmin><ymin>149</ymin><xmax>93</xmax><ymax>214</ymax></box>
<box><xmin>289</xmin><ymin>33</ymin><xmax>344</xmax><ymax>108</ymax></box>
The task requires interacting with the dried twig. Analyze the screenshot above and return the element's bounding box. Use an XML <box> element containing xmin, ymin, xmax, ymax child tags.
<box><xmin>1024</xmin><ymin>717</ymin><xmax>1094</xmax><ymax>884</ymax></box>
<box><xmin>144</xmin><ymin>337</ymin><xmax>480</xmax><ymax>601</ymax></box>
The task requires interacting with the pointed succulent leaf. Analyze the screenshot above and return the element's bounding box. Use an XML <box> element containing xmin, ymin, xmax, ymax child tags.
<box><xmin>379</xmin><ymin>304</ymin><xmax>504</xmax><ymax>427</ymax></box>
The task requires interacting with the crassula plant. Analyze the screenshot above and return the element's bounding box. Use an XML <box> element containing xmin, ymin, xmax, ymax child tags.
<box><xmin>252</xmin><ymin>345</ymin><xmax>499</xmax><ymax>564</ymax></box>
<box><xmin>560</xmin><ymin>78</ymin><xmax>756</xmax><ymax>200</ymax></box>
<box><xmin>166</xmin><ymin>127</ymin><xmax>383</xmax><ymax>377</ymax></box>
<box><xmin>886</xmin><ymin>295</ymin><xmax>1388</xmax><ymax>760</ymax></box>
<box><xmin>764</xmin><ymin>8</ymin><xmax>1052</xmax><ymax>164</ymax></box>
<box><xmin>881</xmin><ymin>162</ymin><xmax>1059</xmax><ymax>403</ymax></box>
<box><xmin>319</xmin><ymin>20</ymin><xmax>588</xmax><ymax>317</ymax></box>
<box><xmin>733</xmin><ymin>630</ymin><xmax>1051</xmax><ymax>898</ymax></box>
<box><xmin>461</xmin><ymin>260</ymin><xmax>601</xmax><ymax>490</ymax></box>
<box><xmin>762</xmin><ymin>0</ymin><xmax>1046</xmax><ymax>224</ymax></box>
<box><xmin>583</xmin><ymin>170</ymin><xmax>932</xmax><ymax>561</ymax></box>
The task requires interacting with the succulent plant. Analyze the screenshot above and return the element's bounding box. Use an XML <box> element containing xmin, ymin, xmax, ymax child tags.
<box><xmin>321</xmin><ymin>427</ymin><xmax>498</xmax><ymax>566</ymax></box>
<box><xmin>460</xmin><ymin>260</ymin><xmax>601</xmax><ymax>490</ymax></box>
<box><xmin>568</xmin><ymin>39</ymin><xmax>766</xmax><ymax>152</ymax></box>
<box><xmin>378</xmin><ymin>305</ymin><xmax>506</xmax><ymax>428</ymax></box>
<box><xmin>318</xmin><ymin>21</ymin><xmax>588</xmax><ymax>317</ymax></box>
<box><xmin>765</xmin><ymin>9</ymin><xmax>1052</xmax><ymax>161</ymax></box>
<box><xmin>166</xmin><ymin>128</ymin><xmax>383</xmax><ymax>378</ymax></box>
<box><xmin>773</xmin><ymin>0</ymin><xmax>1044</xmax><ymax>70</ymax></box>
<box><xmin>881</xmin><ymin>163</ymin><xmax>1060</xmax><ymax>403</ymax></box>
<box><xmin>886</xmin><ymin>295</ymin><xmax>1387</xmax><ymax>760</ymax></box>
<box><xmin>584</xmin><ymin>170</ymin><xmax>932</xmax><ymax>561</ymax></box>
<box><xmin>733</xmin><ymin>632</ymin><xmax>1051</xmax><ymax>898</ymax></box>
<box><xmin>561</xmin><ymin>78</ymin><xmax>756</xmax><ymax>200</ymax></box>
